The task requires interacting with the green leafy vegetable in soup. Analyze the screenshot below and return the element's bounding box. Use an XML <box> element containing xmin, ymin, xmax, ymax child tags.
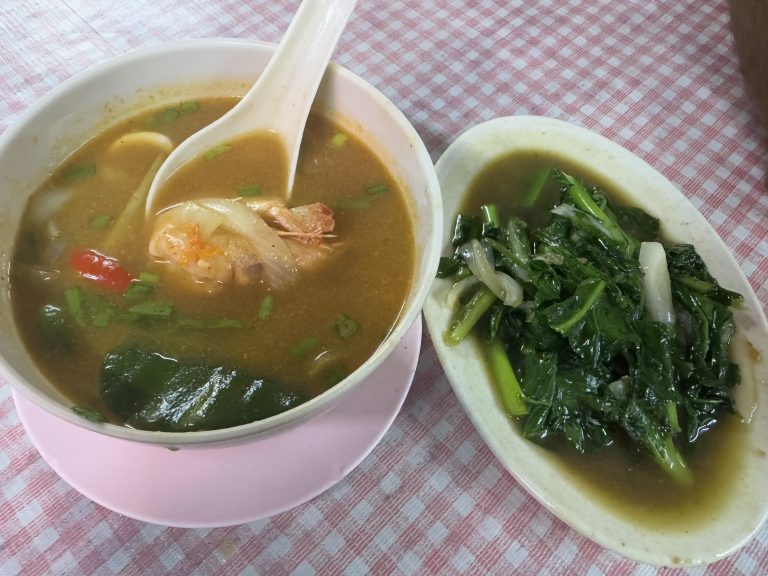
<box><xmin>100</xmin><ymin>347</ymin><xmax>306</xmax><ymax>432</ymax></box>
<box><xmin>439</xmin><ymin>164</ymin><xmax>742</xmax><ymax>489</ymax></box>
<box><xmin>11</xmin><ymin>97</ymin><xmax>415</xmax><ymax>431</ymax></box>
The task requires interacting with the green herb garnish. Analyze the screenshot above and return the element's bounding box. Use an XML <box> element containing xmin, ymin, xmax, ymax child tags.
<box><xmin>88</xmin><ymin>214</ymin><xmax>113</xmax><ymax>229</ymax></box>
<box><xmin>258</xmin><ymin>294</ymin><xmax>274</xmax><ymax>320</ymax></box>
<box><xmin>204</xmin><ymin>144</ymin><xmax>232</xmax><ymax>160</ymax></box>
<box><xmin>128</xmin><ymin>301</ymin><xmax>174</xmax><ymax>318</ymax></box>
<box><xmin>366</xmin><ymin>183</ymin><xmax>389</xmax><ymax>197</ymax></box>
<box><xmin>64</xmin><ymin>287</ymin><xmax>86</xmax><ymax>327</ymax></box>
<box><xmin>291</xmin><ymin>337</ymin><xmax>319</xmax><ymax>357</ymax></box>
<box><xmin>89</xmin><ymin>298</ymin><xmax>117</xmax><ymax>327</ymax></box>
<box><xmin>337</xmin><ymin>183</ymin><xmax>389</xmax><ymax>211</ymax></box>
<box><xmin>63</xmin><ymin>287</ymin><xmax>117</xmax><ymax>327</ymax></box>
<box><xmin>330</xmin><ymin>132</ymin><xmax>349</xmax><ymax>147</ymax></box>
<box><xmin>151</xmin><ymin>108</ymin><xmax>180</xmax><ymax>127</ymax></box>
<box><xmin>178</xmin><ymin>101</ymin><xmax>200</xmax><ymax>113</ymax></box>
<box><xmin>335</xmin><ymin>314</ymin><xmax>359</xmax><ymax>340</ymax></box>
<box><xmin>139</xmin><ymin>272</ymin><xmax>160</xmax><ymax>285</ymax></box>
<box><xmin>61</xmin><ymin>163</ymin><xmax>97</xmax><ymax>183</ymax></box>
<box><xmin>123</xmin><ymin>283</ymin><xmax>153</xmax><ymax>301</ymax></box>
<box><xmin>148</xmin><ymin>101</ymin><xmax>200</xmax><ymax>127</ymax></box>
<box><xmin>239</xmin><ymin>184</ymin><xmax>262</xmax><ymax>197</ymax></box>
<box><xmin>124</xmin><ymin>273</ymin><xmax>159</xmax><ymax>301</ymax></box>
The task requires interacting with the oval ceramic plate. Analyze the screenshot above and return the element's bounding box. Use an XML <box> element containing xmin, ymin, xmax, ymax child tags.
<box><xmin>423</xmin><ymin>116</ymin><xmax>768</xmax><ymax>566</ymax></box>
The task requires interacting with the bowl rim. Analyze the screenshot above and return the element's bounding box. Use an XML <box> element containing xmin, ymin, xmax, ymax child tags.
<box><xmin>0</xmin><ymin>37</ymin><xmax>442</xmax><ymax>446</ymax></box>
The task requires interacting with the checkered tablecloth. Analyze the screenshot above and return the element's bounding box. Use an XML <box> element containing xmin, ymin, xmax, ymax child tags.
<box><xmin>1</xmin><ymin>1</ymin><xmax>767</xmax><ymax>574</ymax></box>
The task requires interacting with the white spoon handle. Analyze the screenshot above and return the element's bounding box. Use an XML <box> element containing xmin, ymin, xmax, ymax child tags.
<box><xmin>146</xmin><ymin>0</ymin><xmax>357</xmax><ymax>214</ymax></box>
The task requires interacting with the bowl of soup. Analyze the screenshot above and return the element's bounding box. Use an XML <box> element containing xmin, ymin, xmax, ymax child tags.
<box><xmin>423</xmin><ymin>115</ymin><xmax>768</xmax><ymax>565</ymax></box>
<box><xmin>0</xmin><ymin>38</ymin><xmax>442</xmax><ymax>446</ymax></box>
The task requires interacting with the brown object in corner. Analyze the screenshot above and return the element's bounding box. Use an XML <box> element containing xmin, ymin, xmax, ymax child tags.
<box><xmin>729</xmin><ymin>0</ymin><xmax>768</xmax><ymax>131</ymax></box>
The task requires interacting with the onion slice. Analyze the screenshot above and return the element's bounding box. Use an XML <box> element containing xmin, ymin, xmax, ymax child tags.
<box><xmin>639</xmin><ymin>241</ymin><xmax>675</xmax><ymax>324</ymax></box>
<box><xmin>109</xmin><ymin>131</ymin><xmax>174</xmax><ymax>155</ymax></box>
<box><xmin>459</xmin><ymin>239</ymin><xmax>523</xmax><ymax>307</ymax></box>
<box><xmin>446</xmin><ymin>276</ymin><xmax>481</xmax><ymax>310</ymax></box>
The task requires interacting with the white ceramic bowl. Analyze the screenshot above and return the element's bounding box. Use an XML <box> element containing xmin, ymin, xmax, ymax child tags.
<box><xmin>423</xmin><ymin>116</ymin><xmax>768</xmax><ymax>566</ymax></box>
<box><xmin>0</xmin><ymin>39</ymin><xmax>442</xmax><ymax>447</ymax></box>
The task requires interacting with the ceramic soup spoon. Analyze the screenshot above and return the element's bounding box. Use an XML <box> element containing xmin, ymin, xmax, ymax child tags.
<box><xmin>145</xmin><ymin>0</ymin><xmax>357</xmax><ymax>214</ymax></box>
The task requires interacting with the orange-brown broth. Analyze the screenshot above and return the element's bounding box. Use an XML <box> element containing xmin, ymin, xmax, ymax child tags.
<box><xmin>11</xmin><ymin>97</ymin><xmax>415</xmax><ymax>420</ymax></box>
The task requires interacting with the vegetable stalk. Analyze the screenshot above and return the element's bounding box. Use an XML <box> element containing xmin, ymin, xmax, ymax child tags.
<box><xmin>444</xmin><ymin>285</ymin><xmax>497</xmax><ymax>346</ymax></box>
<box><xmin>485</xmin><ymin>340</ymin><xmax>528</xmax><ymax>416</ymax></box>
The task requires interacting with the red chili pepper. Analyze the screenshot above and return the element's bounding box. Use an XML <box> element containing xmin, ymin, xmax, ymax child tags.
<box><xmin>69</xmin><ymin>249</ymin><xmax>133</xmax><ymax>292</ymax></box>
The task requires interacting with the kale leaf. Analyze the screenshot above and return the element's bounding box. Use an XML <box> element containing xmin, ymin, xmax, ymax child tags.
<box><xmin>440</xmin><ymin>169</ymin><xmax>741</xmax><ymax>484</ymax></box>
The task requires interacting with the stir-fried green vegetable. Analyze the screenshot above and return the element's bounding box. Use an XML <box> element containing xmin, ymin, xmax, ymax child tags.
<box><xmin>439</xmin><ymin>169</ymin><xmax>742</xmax><ymax>485</ymax></box>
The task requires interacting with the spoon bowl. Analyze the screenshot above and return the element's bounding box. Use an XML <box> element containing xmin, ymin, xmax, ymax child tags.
<box><xmin>145</xmin><ymin>0</ymin><xmax>357</xmax><ymax>215</ymax></box>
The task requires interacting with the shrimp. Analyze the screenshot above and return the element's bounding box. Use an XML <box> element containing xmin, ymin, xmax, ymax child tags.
<box><xmin>149</xmin><ymin>198</ymin><xmax>335</xmax><ymax>292</ymax></box>
<box><xmin>247</xmin><ymin>199</ymin><xmax>335</xmax><ymax>245</ymax></box>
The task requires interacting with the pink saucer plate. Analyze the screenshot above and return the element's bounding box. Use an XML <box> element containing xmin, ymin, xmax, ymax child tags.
<box><xmin>12</xmin><ymin>319</ymin><xmax>421</xmax><ymax>528</ymax></box>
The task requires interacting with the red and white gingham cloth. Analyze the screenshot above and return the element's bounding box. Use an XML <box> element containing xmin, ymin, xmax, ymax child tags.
<box><xmin>1</xmin><ymin>1</ymin><xmax>767</xmax><ymax>574</ymax></box>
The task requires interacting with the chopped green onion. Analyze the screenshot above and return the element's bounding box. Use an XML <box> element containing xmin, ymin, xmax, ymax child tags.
<box><xmin>366</xmin><ymin>183</ymin><xmax>389</xmax><ymax>197</ymax></box>
<box><xmin>175</xmin><ymin>317</ymin><xmax>243</xmax><ymax>329</ymax></box>
<box><xmin>123</xmin><ymin>283</ymin><xmax>153</xmax><ymax>301</ymax></box>
<box><xmin>330</xmin><ymin>132</ymin><xmax>349</xmax><ymax>147</ymax></box>
<box><xmin>179</xmin><ymin>101</ymin><xmax>200</xmax><ymax>113</ymax></box>
<box><xmin>61</xmin><ymin>163</ymin><xmax>97</xmax><ymax>183</ymax></box>
<box><xmin>258</xmin><ymin>294</ymin><xmax>274</xmax><ymax>320</ymax></box>
<box><xmin>239</xmin><ymin>184</ymin><xmax>262</xmax><ymax>197</ymax></box>
<box><xmin>337</xmin><ymin>184</ymin><xmax>389</xmax><ymax>211</ymax></box>
<box><xmin>91</xmin><ymin>309</ymin><xmax>114</xmax><ymax>327</ymax></box>
<box><xmin>139</xmin><ymin>272</ymin><xmax>160</xmax><ymax>285</ymax></box>
<box><xmin>291</xmin><ymin>337</ymin><xmax>319</xmax><ymax>357</ymax></box>
<box><xmin>335</xmin><ymin>314</ymin><xmax>359</xmax><ymax>340</ymax></box>
<box><xmin>90</xmin><ymin>298</ymin><xmax>117</xmax><ymax>327</ymax></box>
<box><xmin>204</xmin><ymin>144</ymin><xmax>231</xmax><ymax>160</ymax></box>
<box><xmin>148</xmin><ymin>102</ymin><xmax>199</xmax><ymax>127</ymax></box>
<box><xmin>149</xmin><ymin>108</ymin><xmax>180</xmax><ymax>127</ymax></box>
<box><xmin>72</xmin><ymin>405</ymin><xmax>108</xmax><ymax>423</ymax></box>
<box><xmin>124</xmin><ymin>272</ymin><xmax>159</xmax><ymax>301</ymax></box>
<box><xmin>128</xmin><ymin>301</ymin><xmax>174</xmax><ymax>318</ymax></box>
<box><xmin>64</xmin><ymin>287</ymin><xmax>86</xmax><ymax>327</ymax></box>
<box><xmin>89</xmin><ymin>214</ymin><xmax>113</xmax><ymax>229</ymax></box>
